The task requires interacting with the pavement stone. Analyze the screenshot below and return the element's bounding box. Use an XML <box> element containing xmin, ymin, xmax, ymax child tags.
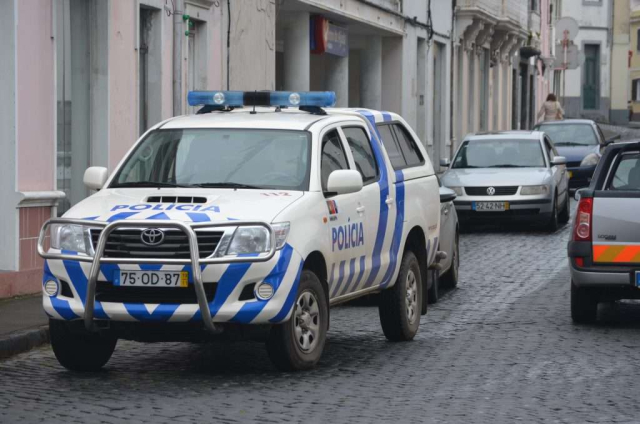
<box><xmin>1</xmin><ymin>202</ymin><xmax>640</xmax><ymax>423</ymax></box>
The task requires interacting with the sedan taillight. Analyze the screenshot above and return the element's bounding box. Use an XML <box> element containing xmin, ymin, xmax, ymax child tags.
<box><xmin>573</xmin><ymin>197</ymin><xmax>593</xmax><ymax>241</ymax></box>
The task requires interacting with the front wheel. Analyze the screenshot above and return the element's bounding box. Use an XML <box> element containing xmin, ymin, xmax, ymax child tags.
<box><xmin>379</xmin><ymin>250</ymin><xmax>422</xmax><ymax>341</ymax></box>
<box><xmin>442</xmin><ymin>232</ymin><xmax>460</xmax><ymax>288</ymax></box>
<box><xmin>49</xmin><ymin>319</ymin><xmax>117</xmax><ymax>372</ymax></box>
<box><xmin>546</xmin><ymin>194</ymin><xmax>559</xmax><ymax>232</ymax></box>
<box><xmin>266</xmin><ymin>270</ymin><xmax>329</xmax><ymax>371</ymax></box>
<box><xmin>559</xmin><ymin>190</ymin><xmax>570</xmax><ymax>224</ymax></box>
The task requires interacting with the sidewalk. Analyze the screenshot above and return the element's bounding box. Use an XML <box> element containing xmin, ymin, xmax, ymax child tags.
<box><xmin>0</xmin><ymin>295</ymin><xmax>49</xmax><ymax>359</ymax></box>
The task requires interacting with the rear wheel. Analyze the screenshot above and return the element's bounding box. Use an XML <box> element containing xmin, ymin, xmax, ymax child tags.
<box><xmin>379</xmin><ymin>250</ymin><xmax>422</xmax><ymax>341</ymax></box>
<box><xmin>266</xmin><ymin>270</ymin><xmax>328</xmax><ymax>371</ymax></box>
<box><xmin>442</xmin><ymin>232</ymin><xmax>460</xmax><ymax>288</ymax></box>
<box><xmin>559</xmin><ymin>190</ymin><xmax>570</xmax><ymax>224</ymax></box>
<box><xmin>571</xmin><ymin>281</ymin><xmax>598</xmax><ymax>324</ymax></box>
<box><xmin>49</xmin><ymin>319</ymin><xmax>117</xmax><ymax>372</ymax></box>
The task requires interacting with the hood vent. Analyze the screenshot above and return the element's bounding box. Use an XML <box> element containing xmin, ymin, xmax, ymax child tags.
<box><xmin>146</xmin><ymin>196</ymin><xmax>207</xmax><ymax>204</ymax></box>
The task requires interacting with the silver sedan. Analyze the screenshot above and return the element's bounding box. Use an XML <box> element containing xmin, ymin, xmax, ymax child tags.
<box><xmin>440</xmin><ymin>131</ymin><xmax>570</xmax><ymax>231</ymax></box>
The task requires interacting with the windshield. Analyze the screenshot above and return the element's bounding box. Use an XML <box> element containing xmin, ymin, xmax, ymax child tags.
<box><xmin>452</xmin><ymin>139</ymin><xmax>545</xmax><ymax>169</ymax></box>
<box><xmin>537</xmin><ymin>124</ymin><xmax>598</xmax><ymax>146</ymax></box>
<box><xmin>112</xmin><ymin>129</ymin><xmax>311</xmax><ymax>190</ymax></box>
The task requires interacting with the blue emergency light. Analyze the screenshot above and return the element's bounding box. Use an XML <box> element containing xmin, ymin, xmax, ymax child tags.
<box><xmin>187</xmin><ymin>90</ymin><xmax>336</xmax><ymax>108</ymax></box>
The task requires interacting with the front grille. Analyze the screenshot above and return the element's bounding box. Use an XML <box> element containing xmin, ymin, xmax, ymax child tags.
<box><xmin>90</xmin><ymin>229</ymin><xmax>223</xmax><ymax>259</ymax></box>
<box><xmin>146</xmin><ymin>196</ymin><xmax>207</xmax><ymax>204</ymax></box>
<box><xmin>95</xmin><ymin>281</ymin><xmax>217</xmax><ymax>304</ymax></box>
<box><xmin>464</xmin><ymin>186</ymin><xmax>519</xmax><ymax>196</ymax></box>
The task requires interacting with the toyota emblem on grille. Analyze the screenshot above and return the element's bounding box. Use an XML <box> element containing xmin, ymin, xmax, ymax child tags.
<box><xmin>140</xmin><ymin>229</ymin><xmax>165</xmax><ymax>246</ymax></box>
<box><xmin>487</xmin><ymin>187</ymin><xmax>496</xmax><ymax>196</ymax></box>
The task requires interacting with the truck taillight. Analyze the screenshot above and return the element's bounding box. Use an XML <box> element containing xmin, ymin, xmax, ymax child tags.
<box><xmin>573</xmin><ymin>197</ymin><xmax>593</xmax><ymax>241</ymax></box>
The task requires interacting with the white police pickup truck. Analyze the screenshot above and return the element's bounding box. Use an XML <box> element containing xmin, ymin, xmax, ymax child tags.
<box><xmin>38</xmin><ymin>91</ymin><xmax>440</xmax><ymax>371</ymax></box>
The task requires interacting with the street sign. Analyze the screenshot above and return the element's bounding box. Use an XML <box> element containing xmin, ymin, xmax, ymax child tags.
<box><xmin>555</xmin><ymin>17</ymin><xmax>579</xmax><ymax>41</ymax></box>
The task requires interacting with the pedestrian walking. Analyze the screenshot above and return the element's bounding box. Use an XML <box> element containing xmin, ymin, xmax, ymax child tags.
<box><xmin>537</xmin><ymin>93</ymin><xmax>564</xmax><ymax>122</ymax></box>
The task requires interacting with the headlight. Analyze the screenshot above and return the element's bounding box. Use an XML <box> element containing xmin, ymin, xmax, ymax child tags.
<box><xmin>580</xmin><ymin>153</ymin><xmax>600</xmax><ymax>167</ymax></box>
<box><xmin>448</xmin><ymin>186</ymin><xmax>464</xmax><ymax>196</ymax></box>
<box><xmin>520</xmin><ymin>185</ymin><xmax>550</xmax><ymax>195</ymax></box>
<box><xmin>226</xmin><ymin>226</ymin><xmax>271</xmax><ymax>255</ymax></box>
<box><xmin>50</xmin><ymin>224</ymin><xmax>93</xmax><ymax>255</ymax></box>
<box><xmin>272</xmin><ymin>222</ymin><xmax>290</xmax><ymax>250</ymax></box>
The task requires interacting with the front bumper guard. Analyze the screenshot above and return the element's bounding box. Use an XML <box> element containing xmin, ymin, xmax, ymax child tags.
<box><xmin>37</xmin><ymin>218</ymin><xmax>276</xmax><ymax>334</ymax></box>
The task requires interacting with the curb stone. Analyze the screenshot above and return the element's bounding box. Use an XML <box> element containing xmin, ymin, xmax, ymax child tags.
<box><xmin>0</xmin><ymin>326</ymin><xmax>50</xmax><ymax>360</ymax></box>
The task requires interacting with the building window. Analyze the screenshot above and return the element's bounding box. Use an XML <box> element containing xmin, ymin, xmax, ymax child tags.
<box><xmin>632</xmin><ymin>79</ymin><xmax>640</xmax><ymax>102</ymax></box>
<box><xmin>637</xmin><ymin>28</ymin><xmax>640</xmax><ymax>51</ymax></box>
<box><xmin>530</xmin><ymin>0</ymin><xmax>539</xmax><ymax>12</ymax></box>
<box><xmin>187</xmin><ymin>19</ymin><xmax>208</xmax><ymax>114</ymax></box>
<box><xmin>582</xmin><ymin>44</ymin><xmax>600</xmax><ymax>110</ymax></box>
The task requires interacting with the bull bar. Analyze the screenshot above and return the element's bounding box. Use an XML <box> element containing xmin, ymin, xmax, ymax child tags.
<box><xmin>37</xmin><ymin>218</ymin><xmax>276</xmax><ymax>334</ymax></box>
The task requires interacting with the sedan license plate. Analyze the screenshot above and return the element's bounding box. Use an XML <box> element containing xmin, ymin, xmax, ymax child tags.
<box><xmin>473</xmin><ymin>201</ymin><xmax>509</xmax><ymax>212</ymax></box>
<box><xmin>114</xmin><ymin>271</ymin><xmax>188</xmax><ymax>288</ymax></box>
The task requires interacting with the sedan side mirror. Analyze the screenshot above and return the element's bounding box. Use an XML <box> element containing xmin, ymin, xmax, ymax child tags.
<box><xmin>439</xmin><ymin>186</ymin><xmax>457</xmax><ymax>203</ymax></box>
<box><xmin>439</xmin><ymin>158</ymin><xmax>451</xmax><ymax>168</ymax></box>
<box><xmin>84</xmin><ymin>166</ymin><xmax>109</xmax><ymax>190</ymax></box>
<box><xmin>551</xmin><ymin>156</ymin><xmax>567</xmax><ymax>166</ymax></box>
<box><xmin>327</xmin><ymin>170</ymin><xmax>363</xmax><ymax>195</ymax></box>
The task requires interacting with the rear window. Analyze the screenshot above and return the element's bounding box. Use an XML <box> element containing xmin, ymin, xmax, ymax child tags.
<box><xmin>536</xmin><ymin>123</ymin><xmax>599</xmax><ymax>146</ymax></box>
<box><xmin>608</xmin><ymin>153</ymin><xmax>640</xmax><ymax>191</ymax></box>
<box><xmin>376</xmin><ymin>123</ymin><xmax>424</xmax><ymax>170</ymax></box>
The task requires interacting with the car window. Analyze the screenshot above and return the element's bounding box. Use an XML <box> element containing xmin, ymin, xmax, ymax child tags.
<box><xmin>321</xmin><ymin>129</ymin><xmax>349</xmax><ymax>191</ymax></box>
<box><xmin>536</xmin><ymin>123</ymin><xmax>599</xmax><ymax>146</ymax></box>
<box><xmin>608</xmin><ymin>154</ymin><xmax>640</xmax><ymax>190</ymax></box>
<box><xmin>112</xmin><ymin>129</ymin><xmax>311</xmax><ymax>190</ymax></box>
<box><xmin>376</xmin><ymin>124</ymin><xmax>406</xmax><ymax>170</ymax></box>
<box><xmin>392</xmin><ymin>124</ymin><xmax>424</xmax><ymax>167</ymax></box>
<box><xmin>544</xmin><ymin>139</ymin><xmax>555</xmax><ymax>162</ymax></box>
<box><xmin>452</xmin><ymin>139</ymin><xmax>546</xmax><ymax>169</ymax></box>
<box><xmin>342</xmin><ymin>127</ymin><xmax>379</xmax><ymax>185</ymax></box>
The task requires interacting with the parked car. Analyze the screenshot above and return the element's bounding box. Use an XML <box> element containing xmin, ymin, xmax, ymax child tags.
<box><xmin>568</xmin><ymin>140</ymin><xmax>640</xmax><ymax>323</ymax></box>
<box><xmin>440</xmin><ymin>131</ymin><xmax>570</xmax><ymax>231</ymax></box>
<box><xmin>37</xmin><ymin>91</ymin><xmax>442</xmax><ymax>372</ymax></box>
<box><xmin>534</xmin><ymin>119</ymin><xmax>620</xmax><ymax>189</ymax></box>
<box><xmin>427</xmin><ymin>180</ymin><xmax>460</xmax><ymax>303</ymax></box>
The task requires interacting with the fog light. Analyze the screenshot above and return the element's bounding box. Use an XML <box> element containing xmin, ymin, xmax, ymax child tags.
<box><xmin>255</xmin><ymin>283</ymin><xmax>274</xmax><ymax>300</ymax></box>
<box><xmin>44</xmin><ymin>280</ymin><xmax>59</xmax><ymax>297</ymax></box>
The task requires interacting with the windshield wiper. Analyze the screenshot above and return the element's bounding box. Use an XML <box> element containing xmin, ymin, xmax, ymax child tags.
<box><xmin>554</xmin><ymin>142</ymin><xmax>587</xmax><ymax>146</ymax></box>
<box><xmin>111</xmin><ymin>181</ymin><xmax>193</xmax><ymax>188</ymax></box>
<box><xmin>487</xmin><ymin>164</ymin><xmax>525</xmax><ymax>168</ymax></box>
<box><xmin>191</xmin><ymin>182</ymin><xmax>263</xmax><ymax>189</ymax></box>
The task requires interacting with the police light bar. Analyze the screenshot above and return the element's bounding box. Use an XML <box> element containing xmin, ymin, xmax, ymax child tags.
<box><xmin>187</xmin><ymin>91</ymin><xmax>336</xmax><ymax>108</ymax></box>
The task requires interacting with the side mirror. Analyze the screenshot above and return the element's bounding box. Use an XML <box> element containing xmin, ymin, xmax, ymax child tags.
<box><xmin>439</xmin><ymin>158</ymin><xmax>451</xmax><ymax>168</ymax></box>
<box><xmin>551</xmin><ymin>156</ymin><xmax>567</xmax><ymax>166</ymax></box>
<box><xmin>327</xmin><ymin>170</ymin><xmax>363</xmax><ymax>195</ymax></box>
<box><xmin>439</xmin><ymin>186</ymin><xmax>457</xmax><ymax>203</ymax></box>
<box><xmin>605</xmin><ymin>134</ymin><xmax>621</xmax><ymax>145</ymax></box>
<box><xmin>83</xmin><ymin>166</ymin><xmax>109</xmax><ymax>190</ymax></box>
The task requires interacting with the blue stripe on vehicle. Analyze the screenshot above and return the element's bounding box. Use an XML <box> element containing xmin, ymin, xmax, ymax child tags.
<box><xmin>330</xmin><ymin>260</ymin><xmax>346</xmax><ymax>298</ymax></box>
<box><xmin>381</xmin><ymin>170</ymin><xmax>405</xmax><ymax>288</ymax></box>
<box><xmin>357</xmin><ymin>110</ymin><xmax>390</xmax><ymax>289</ymax></box>
<box><xmin>43</xmin><ymin>261</ymin><xmax>79</xmax><ymax>320</ymax></box>
<box><xmin>269</xmin><ymin>259</ymin><xmax>304</xmax><ymax>323</ymax></box>
<box><xmin>230</xmin><ymin>245</ymin><xmax>294</xmax><ymax>323</ymax></box>
<box><xmin>82</xmin><ymin>216</ymin><xmax>99</xmax><ymax>220</ymax></box>
<box><xmin>191</xmin><ymin>262</ymin><xmax>252</xmax><ymax>321</ymax></box>
<box><xmin>338</xmin><ymin>257</ymin><xmax>356</xmax><ymax>296</ymax></box>
<box><xmin>147</xmin><ymin>212</ymin><xmax>170</xmax><ymax>220</ymax></box>
<box><xmin>62</xmin><ymin>259</ymin><xmax>109</xmax><ymax>319</ymax></box>
<box><xmin>352</xmin><ymin>255</ymin><xmax>366</xmax><ymax>290</ymax></box>
<box><xmin>382</xmin><ymin>111</ymin><xmax>392</xmax><ymax>122</ymax></box>
<box><xmin>139</xmin><ymin>264</ymin><xmax>163</xmax><ymax>271</ymax></box>
<box><xmin>181</xmin><ymin>264</ymin><xmax>207</xmax><ymax>283</ymax></box>
<box><xmin>328</xmin><ymin>262</ymin><xmax>335</xmax><ymax>287</ymax></box>
<box><xmin>123</xmin><ymin>303</ymin><xmax>180</xmax><ymax>322</ymax></box>
<box><xmin>186</xmin><ymin>212</ymin><xmax>211</xmax><ymax>222</ymax></box>
<box><xmin>107</xmin><ymin>212</ymin><xmax>138</xmax><ymax>222</ymax></box>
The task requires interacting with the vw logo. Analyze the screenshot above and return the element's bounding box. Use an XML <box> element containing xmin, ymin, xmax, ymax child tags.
<box><xmin>140</xmin><ymin>229</ymin><xmax>165</xmax><ymax>246</ymax></box>
<box><xmin>486</xmin><ymin>187</ymin><xmax>496</xmax><ymax>196</ymax></box>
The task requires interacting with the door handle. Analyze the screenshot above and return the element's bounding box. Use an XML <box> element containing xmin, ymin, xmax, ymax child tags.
<box><xmin>385</xmin><ymin>197</ymin><xmax>394</xmax><ymax>206</ymax></box>
<box><xmin>356</xmin><ymin>206</ymin><xmax>365</xmax><ymax>214</ymax></box>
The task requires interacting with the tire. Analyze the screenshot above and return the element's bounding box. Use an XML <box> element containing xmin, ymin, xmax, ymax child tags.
<box><xmin>379</xmin><ymin>250</ymin><xmax>422</xmax><ymax>341</ymax></box>
<box><xmin>559</xmin><ymin>190</ymin><xmax>570</xmax><ymax>224</ymax></box>
<box><xmin>267</xmin><ymin>269</ymin><xmax>329</xmax><ymax>371</ymax></box>
<box><xmin>49</xmin><ymin>319</ymin><xmax>117</xmax><ymax>372</ymax></box>
<box><xmin>571</xmin><ymin>281</ymin><xmax>598</xmax><ymax>324</ymax></box>
<box><xmin>546</xmin><ymin>193</ymin><xmax>559</xmax><ymax>232</ymax></box>
<box><xmin>442</xmin><ymin>232</ymin><xmax>460</xmax><ymax>288</ymax></box>
<box><xmin>427</xmin><ymin>269</ymin><xmax>440</xmax><ymax>304</ymax></box>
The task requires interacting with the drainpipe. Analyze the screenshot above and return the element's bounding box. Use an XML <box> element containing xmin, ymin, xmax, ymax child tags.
<box><xmin>173</xmin><ymin>0</ymin><xmax>184</xmax><ymax>116</ymax></box>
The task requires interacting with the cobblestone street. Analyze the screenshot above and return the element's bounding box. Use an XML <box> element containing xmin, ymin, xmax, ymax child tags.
<box><xmin>3</xmin><ymin>204</ymin><xmax>640</xmax><ymax>423</ymax></box>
